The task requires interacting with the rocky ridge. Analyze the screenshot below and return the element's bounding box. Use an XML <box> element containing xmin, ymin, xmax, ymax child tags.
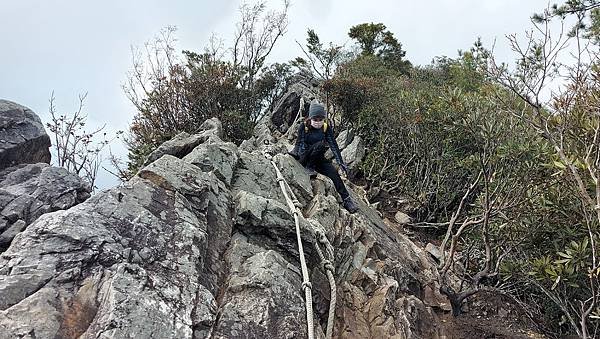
<box><xmin>0</xmin><ymin>88</ymin><xmax>535</xmax><ymax>338</ymax></box>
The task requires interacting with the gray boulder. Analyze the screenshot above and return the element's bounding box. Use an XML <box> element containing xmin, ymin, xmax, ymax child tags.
<box><xmin>325</xmin><ymin>129</ymin><xmax>357</xmax><ymax>162</ymax></box>
<box><xmin>336</xmin><ymin>130</ymin><xmax>355</xmax><ymax>151</ymax></box>
<box><xmin>0</xmin><ymin>105</ymin><xmax>91</xmax><ymax>253</ymax></box>
<box><xmin>0</xmin><ymin>100</ymin><xmax>51</xmax><ymax>170</ymax></box>
<box><xmin>341</xmin><ymin>135</ymin><xmax>365</xmax><ymax>170</ymax></box>
<box><xmin>271</xmin><ymin>74</ymin><xmax>320</xmax><ymax>132</ymax></box>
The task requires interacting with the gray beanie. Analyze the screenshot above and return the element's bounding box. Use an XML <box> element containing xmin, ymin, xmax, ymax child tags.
<box><xmin>308</xmin><ymin>102</ymin><xmax>326</xmax><ymax>118</ymax></box>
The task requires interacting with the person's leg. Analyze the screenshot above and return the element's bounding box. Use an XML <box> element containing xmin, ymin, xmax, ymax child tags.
<box><xmin>316</xmin><ymin>161</ymin><xmax>358</xmax><ymax>213</ymax></box>
<box><xmin>316</xmin><ymin>160</ymin><xmax>350</xmax><ymax>200</ymax></box>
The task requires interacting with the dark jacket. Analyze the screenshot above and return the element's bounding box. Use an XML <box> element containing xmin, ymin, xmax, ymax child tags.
<box><xmin>293</xmin><ymin>121</ymin><xmax>345</xmax><ymax>166</ymax></box>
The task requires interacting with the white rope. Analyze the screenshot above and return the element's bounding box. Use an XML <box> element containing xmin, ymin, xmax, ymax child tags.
<box><xmin>268</xmin><ymin>157</ymin><xmax>315</xmax><ymax>339</ymax></box>
<box><xmin>314</xmin><ymin>231</ymin><xmax>337</xmax><ymax>339</ymax></box>
<box><xmin>264</xmin><ymin>150</ymin><xmax>338</xmax><ymax>339</ymax></box>
<box><xmin>295</xmin><ymin>97</ymin><xmax>305</xmax><ymax>124</ymax></box>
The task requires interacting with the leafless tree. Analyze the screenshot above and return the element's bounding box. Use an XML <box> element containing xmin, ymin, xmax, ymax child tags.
<box><xmin>123</xmin><ymin>25</ymin><xmax>190</xmax><ymax>139</ymax></box>
<box><xmin>46</xmin><ymin>92</ymin><xmax>122</xmax><ymax>190</ymax></box>
<box><xmin>232</xmin><ymin>0</ymin><xmax>290</xmax><ymax>90</ymax></box>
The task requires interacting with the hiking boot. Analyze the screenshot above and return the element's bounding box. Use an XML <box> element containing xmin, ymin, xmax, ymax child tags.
<box><xmin>305</xmin><ymin>166</ymin><xmax>317</xmax><ymax>178</ymax></box>
<box><xmin>343</xmin><ymin>196</ymin><xmax>359</xmax><ymax>213</ymax></box>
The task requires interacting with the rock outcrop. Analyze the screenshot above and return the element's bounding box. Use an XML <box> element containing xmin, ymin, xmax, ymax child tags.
<box><xmin>0</xmin><ymin>101</ymin><xmax>454</xmax><ymax>338</ymax></box>
<box><xmin>271</xmin><ymin>73</ymin><xmax>320</xmax><ymax>134</ymax></box>
<box><xmin>0</xmin><ymin>163</ymin><xmax>90</xmax><ymax>252</ymax></box>
<box><xmin>0</xmin><ymin>101</ymin><xmax>91</xmax><ymax>254</ymax></box>
<box><xmin>0</xmin><ymin>100</ymin><xmax>51</xmax><ymax>170</ymax></box>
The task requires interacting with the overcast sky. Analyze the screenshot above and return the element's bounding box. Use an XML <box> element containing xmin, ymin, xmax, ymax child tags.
<box><xmin>0</xmin><ymin>0</ymin><xmax>552</xmax><ymax>189</ymax></box>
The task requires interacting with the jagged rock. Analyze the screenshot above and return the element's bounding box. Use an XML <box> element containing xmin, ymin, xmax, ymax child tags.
<box><xmin>144</xmin><ymin>117</ymin><xmax>223</xmax><ymax>166</ymax></box>
<box><xmin>0</xmin><ymin>158</ymin><xmax>90</xmax><ymax>253</ymax></box>
<box><xmin>341</xmin><ymin>135</ymin><xmax>365</xmax><ymax>170</ymax></box>
<box><xmin>231</xmin><ymin>151</ymin><xmax>286</xmax><ymax>202</ymax></box>
<box><xmin>0</xmin><ymin>220</ymin><xmax>26</xmax><ymax>248</ymax></box>
<box><xmin>0</xmin><ymin>155</ymin><xmax>231</xmax><ymax>338</ymax></box>
<box><xmin>0</xmin><ymin>115</ymin><xmax>453</xmax><ymax>337</ymax></box>
<box><xmin>183</xmin><ymin>139</ymin><xmax>239</xmax><ymax>187</ymax></box>
<box><xmin>211</xmin><ymin>232</ymin><xmax>309</xmax><ymax>339</ymax></box>
<box><xmin>271</xmin><ymin>74</ymin><xmax>319</xmax><ymax>131</ymax></box>
<box><xmin>0</xmin><ymin>100</ymin><xmax>91</xmax><ymax>253</ymax></box>
<box><xmin>273</xmin><ymin>153</ymin><xmax>313</xmax><ymax>205</ymax></box>
<box><xmin>271</xmin><ymin>90</ymin><xmax>305</xmax><ymax>132</ymax></box>
<box><xmin>0</xmin><ymin>100</ymin><xmax>51</xmax><ymax>171</ymax></box>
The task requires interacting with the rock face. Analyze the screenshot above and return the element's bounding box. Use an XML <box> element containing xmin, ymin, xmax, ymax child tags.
<box><xmin>271</xmin><ymin>73</ymin><xmax>320</xmax><ymax>133</ymax></box>
<box><xmin>0</xmin><ymin>110</ymin><xmax>453</xmax><ymax>338</ymax></box>
<box><xmin>0</xmin><ymin>101</ymin><xmax>90</xmax><ymax>254</ymax></box>
<box><xmin>0</xmin><ymin>100</ymin><xmax>51</xmax><ymax>171</ymax></box>
<box><xmin>0</xmin><ymin>163</ymin><xmax>90</xmax><ymax>252</ymax></box>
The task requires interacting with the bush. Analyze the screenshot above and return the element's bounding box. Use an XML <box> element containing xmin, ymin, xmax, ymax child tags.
<box><xmin>123</xmin><ymin>3</ymin><xmax>292</xmax><ymax>176</ymax></box>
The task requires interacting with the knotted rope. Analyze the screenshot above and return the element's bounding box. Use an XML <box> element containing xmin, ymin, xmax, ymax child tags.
<box><xmin>263</xmin><ymin>150</ymin><xmax>338</xmax><ymax>339</ymax></box>
<box><xmin>314</xmin><ymin>230</ymin><xmax>337</xmax><ymax>339</ymax></box>
<box><xmin>266</xmin><ymin>152</ymin><xmax>315</xmax><ymax>339</ymax></box>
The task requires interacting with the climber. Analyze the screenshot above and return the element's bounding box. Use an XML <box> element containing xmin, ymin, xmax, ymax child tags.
<box><xmin>290</xmin><ymin>101</ymin><xmax>359</xmax><ymax>213</ymax></box>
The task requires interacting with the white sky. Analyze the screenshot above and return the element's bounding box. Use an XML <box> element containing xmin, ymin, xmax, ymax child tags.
<box><xmin>0</xmin><ymin>0</ymin><xmax>553</xmax><ymax>189</ymax></box>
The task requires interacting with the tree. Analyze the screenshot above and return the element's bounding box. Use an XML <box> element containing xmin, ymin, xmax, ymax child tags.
<box><xmin>292</xmin><ymin>28</ymin><xmax>347</xmax><ymax>123</ymax></box>
<box><xmin>123</xmin><ymin>1</ymin><xmax>292</xmax><ymax>176</ymax></box>
<box><xmin>348</xmin><ymin>22</ymin><xmax>411</xmax><ymax>73</ymax></box>
<box><xmin>46</xmin><ymin>92</ymin><xmax>122</xmax><ymax>190</ymax></box>
<box><xmin>232</xmin><ymin>0</ymin><xmax>290</xmax><ymax>94</ymax></box>
<box><xmin>435</xmin><ymin>88</ymin><xmax>549</xmax><ymax>317</ymax></box>
<box><xmin>294</xmin><ymin>28</ymin><xmax>345</xmax><ymax>81</ymax></box>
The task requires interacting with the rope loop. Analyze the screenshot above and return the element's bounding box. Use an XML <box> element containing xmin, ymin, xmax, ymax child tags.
<box><xmin>302</xmin><ymin>281</ymin><xmax>313</xmax><ymax>291</ymax></box>
<box><xmin>321</xmin><ymin>259</ymin><xmax>335</xmax><ymax>272</ymax></box>
<box><xmin>317</xmin><ymin>231</ymin><xmax>329</xmax><ymax>244</ymax></box>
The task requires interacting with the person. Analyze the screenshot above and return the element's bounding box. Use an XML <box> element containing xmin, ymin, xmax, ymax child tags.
<box><xmin>290</xmin><ymin>101</ymin><xmax>359</xmax><ymax>213</ymax></box>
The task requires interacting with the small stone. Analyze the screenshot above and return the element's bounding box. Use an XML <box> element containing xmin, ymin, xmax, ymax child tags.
<box><xmin>394</xmin><ymin>211</ymin><xmax>411</xmax><ymax>225</ymax></box>
<box><xmin>131</xmin><ymin>250</ymin><xmax>143</xmax><ymax>264</ymax></box>
<box><xmin>139</xmin><ymin>247</ymin><xmax>152</xmax><ymax>261</ymax></box>
<box><xmin>425</xmin><ymin>243</ymin><xmax>442</xmax><ymax>260</ymax></box>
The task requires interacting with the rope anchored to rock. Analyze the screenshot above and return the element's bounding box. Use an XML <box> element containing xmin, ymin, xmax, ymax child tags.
<box><xmin>314</xmin><ymin>229</ymin><xmax>337</xmax><ymax>339</ymax></box>
<box><xmin>264</xmin><ymin>151</ymin><xmax>337</xmax><ymax>339</ymax></box>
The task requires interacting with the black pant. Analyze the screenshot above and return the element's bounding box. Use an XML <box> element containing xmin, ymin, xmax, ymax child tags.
<box><xmin>300</xmin><ymin>141</ymin><xmax>350</xmax><ymax>200</ymax></box>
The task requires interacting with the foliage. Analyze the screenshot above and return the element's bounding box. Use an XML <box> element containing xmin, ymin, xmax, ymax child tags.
<box><xmin>328</xmin><ymin>50</ymin><xmax>555</xmax><ymax>318</ymax></box>
<box><xmin>293</xmin><ymin>28</ymin><xmax>346</xmax><ymax>81</ymax></box>
<box><xmin>486</xmin><ymin>3</ymin><xmax>600</xmax><ymax>337</ymax></box>
<box><xmin>124</xmin><ymin>1</ymin><xmax>292</xmax><ymax>176</ymax></box>
<box><xmin>348</xmin><ymin>22</ymin><xmax>412</xmax><ymax>73</ymax></box>
<box><xmin>327</xmin><ymin>42</ymin><xmax>502</xmax><ymax>221</ymax></box>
